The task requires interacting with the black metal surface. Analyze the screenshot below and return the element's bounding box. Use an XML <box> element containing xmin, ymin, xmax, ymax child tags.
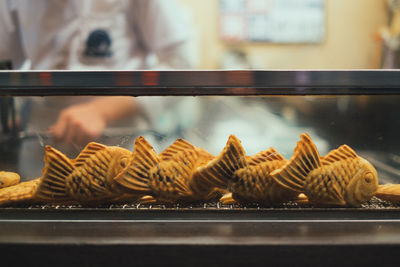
<box><xmin>1</xmin><ymin>70</ymin><xmax>400</xmax><ymax>96</ymax></box>
<box><xmin>1</xmin><ymin>218</ymin><xmax>400</xmax><ymax>266</ymax></box>
<box><xmin>0</xmin><ymin>244</ymin><xmax>398</xmax><ymax>267</ymax></box>
<box><xmin>2</xmin><ymin>198</ymin><xmax>400</xmax><ymax>252</ymax></box>
<box><xmin>2</xmin><ymin>200</ymin><xmax>400</xmax><ymax>266</ymax></box>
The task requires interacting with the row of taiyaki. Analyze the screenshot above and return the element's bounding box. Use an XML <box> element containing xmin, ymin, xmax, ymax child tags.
<box><xmin>0</xmin><ymin>133</ymin><xmax>383</xmax><ymax>207</ymax></box>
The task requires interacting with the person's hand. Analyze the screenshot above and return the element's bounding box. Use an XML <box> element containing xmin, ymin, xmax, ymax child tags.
<box><xmin>48</xmin><ymin>102</ymin><xmax>106</xmax><ymax>146</ymax></box>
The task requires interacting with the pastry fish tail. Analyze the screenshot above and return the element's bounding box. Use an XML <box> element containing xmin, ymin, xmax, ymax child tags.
<box><xmin>114</xmin><ymin>136</ymin><xmax>159</xmax><ymax>195</ymax></box>
<box><xmin>191</xmin><ymin>134</ymin><xmax>247</xmax><ymax>191</ymax></box>
<box><xmin>0</xmin><ymin>179</ymin><xmax>41</xmax><ymax>206</ymax></box>
<box><xmin>271</xmin><ymin>133</ymin><xmax>321</xmax><ymax>192</ymax></box>
<box><xmin>374</xmin><ymin>184</ymin><xmax>400</xmax><ymax>203</ymax></box>
<box><xmin>159</xmin><ymin>138</ymin><xmax>196</xmax><ymax>161</ymax></box>
<box><xmin>35</xmin><ymin>145</ymin><xmax>74</xmax><ymax>201</ymax></box>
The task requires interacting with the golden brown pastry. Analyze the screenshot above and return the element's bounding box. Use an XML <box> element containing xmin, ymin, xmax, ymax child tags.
<box><xmin>375</xmin><ymin>184</ymin><xmax>400</xmax><ymax>203</ymax></box>
<box><xmin>0</xmin><ymin>171</ymin><xmax>20</xmax><ymax>188</ymax></box>
<box><xmin>0</xmin><ymin>179</ymin><xmax>41</xmax><ymax>206</ymax></box>
<box><xmin>38</xmin><ymin>142</ymin><xmax>139</xmax><ymax>204</ymax></box>
<box><xmin>192</xmin><ymin>135</ymin><xmax>298</xmax><ymax>205</ymax></box>
<box><xmin>114</xmin><ymin>136</ymin><xmax>220</xmax><ymax>203</ymax></box>
<box><xmin>0</xmin><ymin>142</ymin><xmax>140</xmax><ymax>206</ymax></box>
<box><xmin>0</xmin><ymin>133</ymin><xmax>381</xmax><ymax>208</ymax></box>
<box><xmin>219</xmin><ymin>192</ymin><xmax>236</xmax><ymax>205</ymax></box>
<box><xmin>271</xmin><ymin>134</ymin><xmax>379</xmax><ymax>207</ymax></box>
<box><xmin>191</xmin><ymin>135</ymin><xmax>247</xmax><ymax>191</ymax></box>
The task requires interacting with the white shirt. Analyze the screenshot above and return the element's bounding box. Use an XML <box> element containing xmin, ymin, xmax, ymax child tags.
<box><xmin>0</xmin><ymin>0</ymin><xmax>192</xmax><ymax>127</ymax></box>
<box><xmin>0</xmin><ymin>0</ymin><xmax>190</xmax><ymax>69</ymax></box>
<box><xmin>0</xmin><ymin>0</ymin><xmax>194</xmax><ymax>179</ymax></box>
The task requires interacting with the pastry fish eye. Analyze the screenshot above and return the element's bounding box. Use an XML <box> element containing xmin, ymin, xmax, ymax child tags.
<box><xmin>119</xmin><ymin>157</ymin><xmax>128</xmax><ymax>168</ymax></box>
<box><xmin>363</xmin><ymin>172</ymin><xmax>374</xmax><ymax>184</ymax></box>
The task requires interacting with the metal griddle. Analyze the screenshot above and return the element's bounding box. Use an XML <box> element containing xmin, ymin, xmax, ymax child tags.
<box><xmin>0</xmin><ymin>197</ymin><xmax>399</xmax><ymax>220</ymax></box>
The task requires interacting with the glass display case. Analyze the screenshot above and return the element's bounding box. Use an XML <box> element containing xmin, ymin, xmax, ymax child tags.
<box><xmin>1</xmin><ymin>70</ymin><xmax>400</xmax><ymax>266</ymax></box>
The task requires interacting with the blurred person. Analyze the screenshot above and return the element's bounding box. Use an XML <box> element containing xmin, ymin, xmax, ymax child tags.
<box><xmin>0</xmin><ymin>0</ymin><xmax>192</xmax><ymax>178</ymax></box>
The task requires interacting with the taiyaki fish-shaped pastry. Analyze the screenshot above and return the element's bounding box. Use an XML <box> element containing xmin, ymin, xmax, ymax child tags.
<box><xmin>115</xmin><ymin>136</ymin><xmax>219</xmax><ymax>203</ymax></box>
<box><xmin>38</xmin><ymin>142</ymin><xmax>136</xmax><ymax>204</ymax></box>
<box><xmin>374</xmin><ymin>184</ymin><xmax>400</xmax><ymax>204</ymax></box>
<box><xmin>0</xmin><ymin>142</ymin><xmax>136</xmax><ymax>206</ymax></box>
<box><xmin>0</xmin><ymin>171</ymin><xmax>20</xmax><ymax>188</ymax></box>
<box><xmin>271</xmin><ymin>134</ymin><xmax>379</xmax><ymax>207</ymax></box>
<box><xmin>192</xmin><ymin>135</ymin><xmax>298</xmax><ymax>205</ymax></box>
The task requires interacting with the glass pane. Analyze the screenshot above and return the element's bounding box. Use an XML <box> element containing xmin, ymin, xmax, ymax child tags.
<box><xmin>0</xmin><ymin>94</ymin><xmax>397</xmax><ymax>186</ymax></box>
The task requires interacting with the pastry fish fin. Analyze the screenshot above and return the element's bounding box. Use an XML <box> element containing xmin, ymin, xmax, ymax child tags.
<box><xmin>271</xmin><ymin>133</ymin><xmax>321</xmax><ymax>192</ymax></box>
<box><xmin>159</xmin><ymin>138</ymin><xmax>195</xmax><ymax>161</ymax></box>
<box><xmin>74</xmin><ymin>142</ymin><xmax>107</xmax><ymax>167</ymax></box>
<box><xmin>247</xmin><ymin>147</ymin><xmax>285</xmax><ymax>166</ymax></box>
<box><xmin>329</xmin><ymin>183</ymin><xmax>345</xmax><ymax>204</ymax></box>
<box><xmin>191</xmin><ymin>134</ymin><xmax>247</xmax><ymax>190</ymax></box>
<box><xmin>195</xmin><ymin>147</ymin><xmax>214</xmax><ymax>165</ymax></box>
<box><xmin>204</xmin><ymin>188</ymin><xmax>227</xmax><ymax>202</ymax></box>
<box><xmin>321</xmin><ymin>145</ymin><xmax>358</xmax><ymax>165</ymax></box>
<box><xmin>114</xmin><ymin>136</ymin><xmax>159</xmax><ymax>194</ymax></box>
<box><xmin>35</xmin><ymin>145</ymin><xmax>74</xmax><ymax>201</ymax></box>
<box><xmin>169</xmin><ymin>149</ymin><xmax>198</xmax><ymax>195</ymax></box>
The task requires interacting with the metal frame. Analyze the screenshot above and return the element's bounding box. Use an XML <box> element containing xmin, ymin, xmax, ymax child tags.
<box><xmin>0</xmin><ymin>70</ymin><xmax>400</xmax><ymax>96</ymax></box>
<box><xmin>1</xmin><ymin>70</ymin><xmax>400</xmax><ymax>265</ymax></box>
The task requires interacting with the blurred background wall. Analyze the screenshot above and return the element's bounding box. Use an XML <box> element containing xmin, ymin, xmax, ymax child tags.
<box><xmin>179</xmin><ymin>0</ymin><xmax>388</xmax><ymax>69</ymax></box>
